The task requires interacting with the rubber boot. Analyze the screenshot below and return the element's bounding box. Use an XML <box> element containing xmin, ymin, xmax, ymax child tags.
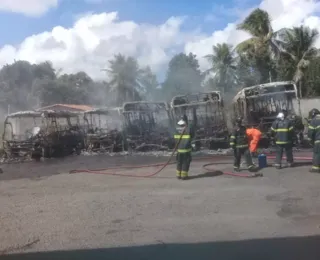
<box><xmin>233</xmin><ymin>167</ymin><xmax>240</xmax><ymax>172</ymax></box>
<box><xmin>309</xmin><ymin>168</ymin><xmax>320</xmax><ymax>173</ymax></box>
<box><xmin>273</xmin><ymin>163</ymin><xmax>281</xmax><ymax>169</ymax></box>
<box><xmin>248</xmin><ymin>165</ymin><xmax>257</xmax><ymax>172</ymax></box>
<box><xmin>287</xmin><ymin>162</ymin><xmax>294</xmax><ymax>168</ymax></box>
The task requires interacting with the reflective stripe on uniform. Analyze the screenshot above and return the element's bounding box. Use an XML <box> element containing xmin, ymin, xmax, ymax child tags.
<box><xmin>312</xmin><ymin>166</ymin><xmax>320</xmax><ymax>169</ymax></box>
<box><xmin>308</xmin><ymin>125</ymin><xmax>320</xmax><ymax>129</ymax></box>
<box><xmin>177</xmin><ymin>149</ymin><xmax>191</xmax><ymax>153</ymax></box>
<box><xmin>176</xmin><ymin>170</ymin><xmax>181</xmax><ymax>176</ymax></box>
<box><xmin>273</xmin><ymin>128</ymin><xmax>290</xmax><ymax>132</ymax></box>
<box><xmin>236</xmin><ymin>144</ymin><xmax>248</xmax><ymax>148</ymax></box>
<box><xmin>181</xmin><ymin>171</ymin><xmax>188</xmax><ymax>177</ymax></box>
<box><xmin>230</xmin><ymin>142</ymin><xmax>235</xmax><ymax>145</ymax></box>
<box><xmin>174</xmin><ymin>134</ymin><xmax>191</xmax><ymax>139</ymax></box>
<box><xmin>276</xmin><ymin>141</ymin><xmax>289</xmax><ymax>144</ymax></box>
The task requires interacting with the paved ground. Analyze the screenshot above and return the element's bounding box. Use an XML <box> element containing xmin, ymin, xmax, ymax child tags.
<box><xmin>1</xmin><ymin>152</ymin><xmax>320</xmax><ymax>260</ymax></box>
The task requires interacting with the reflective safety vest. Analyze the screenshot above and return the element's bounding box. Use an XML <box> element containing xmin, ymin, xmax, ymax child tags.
<box><xmin>246</xmin><ymin>128</ymin><xmax>262</xmax><ymax>152</ymax></box>
<box><xmin>174</xmin><ymin>125</ymin><xmax>194</xmax><ymax>153</ymax></box>
<box><xmin>230</xmin><ymin>125</ymin><xmax>249</xmax><ymax>149</ymax></box>
<box><xmin>308</xmin><ymin>115</ymin><xmax>320</xmax><ymax>145</ymax></box>
<box><xmin>271</xmin><ymin>118</ymin><xmax>294</xmax><ymax>144</ymax></box>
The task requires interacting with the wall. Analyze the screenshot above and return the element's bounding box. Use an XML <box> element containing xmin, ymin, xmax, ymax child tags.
<box><xmin>293</xmin><ymin>98</ymin><xmax>320</xmax><ymax>119</ymax></box>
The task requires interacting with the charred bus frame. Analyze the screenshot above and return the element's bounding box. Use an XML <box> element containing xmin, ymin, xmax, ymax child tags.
<box><xmin>170</xmin><ymin>91</ymin><xmax>229</xmax><ymax>150</ymax></box>
<box><xmin>2</xmin><ymin>110</ymin><xmax>84</xmax><ymax>160</ymax></box>
<box><xmin>122</xmin><ymin>101</ymin><xmax>175</xmax><ymax>151</ymax></box>
<box><xmin>83</xmin><ymin>107</ymin><xmax>124</xmax><ymax>152</ymax></box>
<box><xmin>231</xmin><ymin>81</ymin><xmax>302</xmax><ymax>147</ymax></box>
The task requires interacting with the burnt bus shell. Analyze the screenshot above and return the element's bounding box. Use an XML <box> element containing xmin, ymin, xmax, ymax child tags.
<box><xmin>122</xmin><ymin>101</ymin><xmax>175</xmax><ymax>151</ymax></box>
<box><xmin>231</xmin><ymin>81</ymin><xmax>303</xmax><ymax>148</ymax></box>
<box><xmin>2</xmin><ymin>110</ymin><xmax>84</xmax><ymax>161</ymax></box>
<box><xmin>83</xmin><ymin>107</ymin><xmax>124</xmax><ymax>152</ymax></box>
<box><xmin>170</xmin><ymin>91</ymin><xmax>229</xmax><ymax>150</ymax></box>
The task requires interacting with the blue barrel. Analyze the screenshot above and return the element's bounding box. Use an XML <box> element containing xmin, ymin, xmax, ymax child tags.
<box><xmin>258</xmin><ymin>154</ymin><xmax>267</xmax><ymax>168</ymax></box>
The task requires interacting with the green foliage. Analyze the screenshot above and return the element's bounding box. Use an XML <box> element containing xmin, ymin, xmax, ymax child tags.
<box><xmin>0</xmin><ymin>55</ymin><xmax>159</xmax><ymax>112</ymax></box>
<box><xmin>204</xmin><ymin>43</ymin><xmax>238</xmax><ymax>94</ymax></box>
<box><xmin>162</xmin><ymin>53</ymin><xmax>202</xmax><ymax>100</ymax></box>
<box><xmin>234</xmin><ymin>8</ymin><xmax>320</xmax><ymax>97</ymax></box>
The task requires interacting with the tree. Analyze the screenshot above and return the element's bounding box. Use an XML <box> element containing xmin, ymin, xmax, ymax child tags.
<box><xmin>104</xmin><ymin>54</ymin><xmax>144</xmax><ymax>106</ymax></box>
<box><xmin>0</xmin><ymin>61</ymin><xmax>42</xmax><ymax>111</ymax></box>
<box><xmin>162</xmin><ymin>53</ymin><xmax>202</xmax><ymax>100</ymax></box>
<box><xmin>236</xmin><ymin>8</ymin><xmax>279</xmax><ymax>83</ymax></box>
<box><xmin>140</xmin><ymin>66</ymin><xmax>159</xmax><ymax>101</ymax></box>
<box><xmin>204</xmin><ymin>43</ymin><xmax>238</xmax><ymax>94</ymax></box>
<box><xmin>304</xmin><ymin>56</ymin><xmax>320</xmax><ymax>96</ymax></box>
<box><xmin>277</xmin><ymin>26</ymin><xmax>319</xmax><ymax>97</ymax></box>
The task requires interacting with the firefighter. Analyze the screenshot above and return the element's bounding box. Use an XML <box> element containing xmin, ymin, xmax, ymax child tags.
<box><xmin>174</xmin><ymin>115</ymin><xmax>195</xmax><ymax>180</ymax></box>
<box><xmin>307</xmin><ymin>108</ymin><xmax>320</xmax><ymax>173</ymax></box>
<box><xmin>246</xmin><ymin>127</ymin><xmax>262</xmax><ymax>157</ymax></box>
<box><xmin>230</xmin><ymin>117</ymin><xmax>256</xmax><ymax>172</ymax></box>
<box><xmin>271</xmin><ymin>111</ymin><xmax>294</xmax><ymax>169</ymax></box>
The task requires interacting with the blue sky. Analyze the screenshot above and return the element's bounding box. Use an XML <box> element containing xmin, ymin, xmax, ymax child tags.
<box><xmin>0</xmin><ymin>0</ymin><xmax>318</xmax><ymax>79</ymax></box>
<box><xmin>0</xmin><ymin>0</ymin><xmax>259</xmax><ymax>46</ymax></box>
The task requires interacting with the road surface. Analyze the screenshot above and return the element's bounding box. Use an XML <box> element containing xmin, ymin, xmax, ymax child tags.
<box><xmin>0</xmin><ymin>152</ymin><xmax>320</xmax><ymax>260</ymax></box>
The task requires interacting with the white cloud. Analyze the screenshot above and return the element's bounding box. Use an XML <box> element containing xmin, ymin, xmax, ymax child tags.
<box><xmin>0</xmin><ymin>0</ymin><xmax>320</xmax><ymax>79</ymax></box>
<box><xmin>0</xmin><ymin>0</ymin><xmax>58</xmax><ymax>16</ymax></box>
<box><xmin>0</xmin><ymin>12</ymin><xmax>198</xmax><ymax>79</ymax></box>
<box><xmin>186</xmin><ymin>0</ymin><xmax>320</xmax><ymax>70</ymax></box>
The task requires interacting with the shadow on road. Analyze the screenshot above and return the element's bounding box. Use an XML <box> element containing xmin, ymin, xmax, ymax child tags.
<box><xmin>188</xmin><ymin>171</ymin><xmax>223</xmax><ymax>179</ymax></box>
<box><xmin>2</xmin><ymin>235</ymin><xmax>320</xmax><ymax>260</ymax></box>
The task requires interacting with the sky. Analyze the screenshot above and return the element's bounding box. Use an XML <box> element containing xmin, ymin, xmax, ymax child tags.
<box><xmin>0</xmin><ymin>0</ymin><xmax>319</xmax><ymax>80</ymax></box>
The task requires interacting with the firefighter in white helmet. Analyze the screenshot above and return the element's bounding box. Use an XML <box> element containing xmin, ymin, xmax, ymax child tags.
<box><xmin>174</xmin><ymin>114</ymin><xmax>195</xmax><ymax>180</ymax></box>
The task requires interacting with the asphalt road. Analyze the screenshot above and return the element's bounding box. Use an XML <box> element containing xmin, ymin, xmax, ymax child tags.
<box><xmin>1</xmin><ymin>151</ymin><xmax>320</xmax><ymax>260</ymax></box>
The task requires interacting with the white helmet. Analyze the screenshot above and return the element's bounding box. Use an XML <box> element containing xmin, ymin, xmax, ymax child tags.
<box><xmin>277</xmin><ymin>112</ymin><xmax>284</xmax><ymax>120</ymax></box>
<box><xmin>177</xmin><ymin>119</ymin><xmax>186</xmax><ymax>126</ymax></box>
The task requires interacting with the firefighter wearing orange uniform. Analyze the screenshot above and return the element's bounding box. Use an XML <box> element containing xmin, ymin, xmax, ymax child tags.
<box><xmin>246</xmin><ymin>127</ymin><xmax>262</xmax><ymax>154</ymax></box>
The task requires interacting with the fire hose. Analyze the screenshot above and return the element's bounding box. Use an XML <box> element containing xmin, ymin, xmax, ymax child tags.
<box><xmin>70</xmin><ymin>126</ymin><xmax>313</xmax><ymax>178</ymax></box>
<box><xmin>69</xmin><ymin>151</ymin><xmax>314</xmax><ymax>179</ymax></box>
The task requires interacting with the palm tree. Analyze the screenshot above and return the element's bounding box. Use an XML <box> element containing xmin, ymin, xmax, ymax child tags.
<box><xmin>103</xmin><ymin>54</ymin><xmax>143</xmax><ymax>105</ymax></box>
<box><xmin>204</xmin><ymin>43</ymin><xmax>238</xmax><ymax>94</ymax></box>
<box><xmin>236</xmin><ymin>8</ymin><xmax>282</xmax><ymax>56</ymax></box>
<box><xmin>236</xmin><ymin>8</ymin><xmax>281</xmax><ymax>83</ymax></box>
<box><xmin>277</xmin><ymin>26</ymin><xmax>319</xmax><ymax>97</ymax></box>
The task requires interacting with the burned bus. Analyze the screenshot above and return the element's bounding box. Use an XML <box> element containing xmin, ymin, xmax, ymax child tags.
<box><xmin>170</xmin><ymin>91</ymin><xmax>229</xmax><ymax>150</ymax></box>
<box><xmin>2</xmin><ymin>110</ymin><xmax>84</xmax><ymax>160</ymax></box>
<box><xmin>231</xmin><ymin>81</ymin><xmax>303</xmax><ymax>147</ymax></box>
<box><xmin>122</xmin><ymin>101</ymin><xmax>175</xmax><ymax>151</ymax></box>
<box><xmin>83</xmin><ymin>107</ymin><xmax>124</xmax><ymax>152</ymax></box>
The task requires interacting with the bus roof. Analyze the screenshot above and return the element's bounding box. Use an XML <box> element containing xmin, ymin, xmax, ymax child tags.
<box><xmin>232</xmin><ymin>81</ymin><xmax>297</xmax><ymax>102</ymax></box>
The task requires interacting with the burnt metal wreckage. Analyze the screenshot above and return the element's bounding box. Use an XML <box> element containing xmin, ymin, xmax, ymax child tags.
<box><xmin>122</xmin><ymin>101</ymin><xmax>175</xmax><ymax>152</ymax></box>
<box><xmin>231</xmin><ymin>81</ymin><xmax>305</xmax><ymax>148</ymax></box>
<box><xmin>170</xmin><ymin>91</ymin><xmax>229</xmax><ymax>150</ymax></box>
<box><xmin>2</xmin><ymin>81</ymin><xmax>309</xmax><ymax>163</ymax></box>
<box><xmin>2</xmin><ymin>110</ymin><xmax>85</xmax><ymax>161</ymax></box>
<box><xmin>83</xmin><ymin>107</ymin><xmax>124</xmax><ymax>152</ymax></box>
